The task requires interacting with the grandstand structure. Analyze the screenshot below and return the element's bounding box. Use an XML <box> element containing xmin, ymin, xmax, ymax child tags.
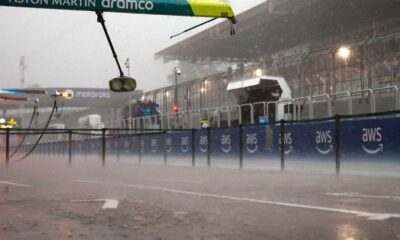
<box><xmin>115</xmin><ymin>0</ymin><xmax>400</xmax><ymax>128</ymax></box>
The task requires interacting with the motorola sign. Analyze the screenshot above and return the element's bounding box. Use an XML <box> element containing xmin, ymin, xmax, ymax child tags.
<box><xmin>74</xmin><ymin>90</ymin><xmax>111</xmax><ymax>99</ymax></box>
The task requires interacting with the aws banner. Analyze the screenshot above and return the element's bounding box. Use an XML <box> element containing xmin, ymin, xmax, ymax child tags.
<box><xmin>164</xmin><ymin>131</ymin><xmax>192</xmax><ymax>156</ymax></box>
<box><xmin>341</xmin><ymin>118</ymin><xmax>400</xmax><ymax>161</ymax></box>
<box><xmin>1</xmin><ymin>0</ymin><xmax>235</xmax><ymax>18</ymax></box>
<box><xmin>195</xmin><ymin>129</ymin><xmax>208</xmax><ymax>156</ymax></box>
<box><xmin>242</xmin><ymin>125</ymin><xmax>271</xmax><ymax>158</ymax></box>
<box><xmin>242</xmin><ymin>123</ymin><xmax>336</xmax><ymax>161</ymax></box>
<box><xmin>276</xmin><ymin>122</ymin><xmax>336</xmax><ymax>161</ymax></box>
<box><xmin>210</xmin><ymin>128</ymin><xmax>239</xmax><ymax>159</ymax></box>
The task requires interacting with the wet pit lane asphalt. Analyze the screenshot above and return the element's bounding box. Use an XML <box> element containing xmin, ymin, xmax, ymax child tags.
<box><xmin>0</xmin><ymin>155</ymin><xmax>400</xmax><ymax>240</ymax></box>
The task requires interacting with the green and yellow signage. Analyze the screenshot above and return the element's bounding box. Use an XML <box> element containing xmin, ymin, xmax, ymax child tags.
<box><xmin>0</xmin><ymin>0</ymin><xmax>235</xmax><ymax>18</ymax></box>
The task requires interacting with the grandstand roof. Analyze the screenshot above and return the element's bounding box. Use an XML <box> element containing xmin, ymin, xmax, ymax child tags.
<box><xmin>156</xmin><ymin>0</ymin><xmax>400</xmax><ymax>63</ymax></box>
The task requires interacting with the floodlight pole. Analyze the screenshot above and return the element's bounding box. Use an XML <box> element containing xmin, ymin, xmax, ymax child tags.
<box><xmin>125</xmin><ymin>58</ymin><xmax>131</xmax><ymax>77</ymax></box>
<box><xmin>174</xmin><ymin>67</ymin><xmax>178</xmax><ymax>108</ymax></box>
<box><xmin>96</xmin><ymin>11</ymin><xmax>124</xmax><ymax>77</ymax></box>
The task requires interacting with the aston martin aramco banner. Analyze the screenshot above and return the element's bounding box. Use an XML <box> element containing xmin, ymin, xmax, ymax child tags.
<box><xmin>0</xmin><ymin>0</ymin><xmax>235</xmax><ymax>18</ymax></box>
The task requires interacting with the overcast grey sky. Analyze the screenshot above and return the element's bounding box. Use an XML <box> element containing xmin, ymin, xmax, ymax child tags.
<box><xmin>0</xmin><ymin>0</ymin><xmax>265</xmax><ymax>91</ymax></box>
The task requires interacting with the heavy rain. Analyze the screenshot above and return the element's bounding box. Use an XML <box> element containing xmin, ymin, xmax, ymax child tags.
<box><xmin>1</xmin><ymin>0</ymin><xmax>400</xmax><ymax>239</ymax></box>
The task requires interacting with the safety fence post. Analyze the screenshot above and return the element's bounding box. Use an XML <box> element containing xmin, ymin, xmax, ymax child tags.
<box><xmin>84</xmin><ymin>138</ymin><xmax>87</xmax><ymax>160</ymax></box>
<box><xmin>207</xmin><ymin>127</ymin><xmax>211</xmax><ymax>168</ymax></box>
<box><xmin>68</xmin><ymin>130</ymin><xmax>72</xmax><ymax>166</ymax></box>
<box><xmin>191</xmin><ymin>129</ymin><xmax>196</xmax><ymax>167</ymax></box>
<box><xmin>335</xmin><ymin>114</ymin><xmax>341</xmax><ymax>175</ymax></box>
<box><xmin>116</xmin><ymin>134</ymin><xmax>120</xmax><ymax>162</ymax></box>
<box><xmin>138</xmin><ymin>134</ymin><xmax>142</xmax><ymax>165</ymax></box>
<box><xmin>164</xmin><ymin>132</ymin><xmax>167</xmax><ymax>166</ymax></box>
<box><xmin>102</xmin><ymin>128</ymin><xmax>106</xmax><ymax>167</ymax></box>
<box><xmin>280</xmin><ymin>119</ymin><xmax>285</xmax><ymax>172</ymax></box>
<box><xmin>62</xmin><ymin>140</ymin><xmax>65</xmax><ymax>159</ymax></box>
<box><xmin>239</xmin><ymin>124</ymin><xmax>244</xmax><ymax>169</ymax></box>
<box><xmin>5</xmin><ymin>128</ymin><xmax>10</xmax><ymax>168</ymax></box>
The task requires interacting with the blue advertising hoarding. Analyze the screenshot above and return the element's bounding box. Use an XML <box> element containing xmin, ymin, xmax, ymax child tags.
<box><xmin>242</xmin><ymin>125</ymin><xmax>270</xmax><ymax>159</ymax></box>
<box><xmin>141</xmin><ymin>134</ymin><xmax>165</xmax><ymax>156</ymax></box>
<box><xmin>210</xmin><ymin>128</ymin><xmax>239</xmax><ymax>159</ymax></box>
<box><xmin>33</xmin><ymin>117</ymin><xmax>400</xmax><ymax>167</ymax></box>
<box><xmin>276</xmin><ymin>122</ymin><xmax>336</xmax><ymax>161</ymax></box>
<box><xmin>165</xmin><ymin>131</ymin><xmax>192</xmax><ymax>157</ymax></box>
<box><xmin>341</xmin><ymin>118</ymin><xmax>400</xmax><ymax>161</ymax></box>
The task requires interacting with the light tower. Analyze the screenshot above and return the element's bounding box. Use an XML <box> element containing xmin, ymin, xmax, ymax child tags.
<box><xmin>20</xmin><ymin>56</ymin><xmax>26</xmax><ymax>88</ymax></box>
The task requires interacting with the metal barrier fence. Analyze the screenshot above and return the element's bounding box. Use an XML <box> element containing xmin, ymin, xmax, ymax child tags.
<box><xmin>103</xmin><ymin>86</ymin><xmax>400</xmax><ymax>130</ymax></box>
<box><xmin>2</xmin><ymin>110</ymin><xmax>400</xmax><ymax>176</ymax></box>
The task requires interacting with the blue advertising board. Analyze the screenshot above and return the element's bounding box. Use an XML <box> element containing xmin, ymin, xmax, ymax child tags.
<box><xmin>195</xmin><ymin>130</ymin><xmax>208</xmax><ymax>157</ymax></box>
<box><xmin>120</xmin><ymin>136</ymin><xmax>134</xmax><ymax>155</ymax></box>
<box><xmin>34</xmin><ymin>117</ymin><xmax>400</xmax><ymax>167</ymax></box>
<box><xmin>277</xmin><ymin>122</ymin><xmax>336</xmax><ymax>161</ymax></box>
<box><xmin>210</xmin><ymin>127</ymin><xmax>239</xmax><ymax>159</ymax></box>
<box><xmin>341</xmin><ymin>118</ymin><xmax>400</xmax><ymax>161</ymax></box>
<box><xmin>242</xmin><ymin>125</ymin><xmax>269</xmax><ymax>159</ymax></box>
<box><xmin>87</xmin><ymin>138</ymin><xmax>101</xmax><ymax>154</ymax></box>
<box><xmin>141</xmin><ymin>134</ymin><xmax>165</xmax><ymax>156</ymax></box>
<box><xmin>165</xmin><ymin>131</ymin><xmax>192</xmax><ymax>157</ymax></box>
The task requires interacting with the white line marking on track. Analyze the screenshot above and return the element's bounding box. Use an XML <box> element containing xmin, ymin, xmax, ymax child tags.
<box><xmin>0</xmin><ymin>181</ymin><xmax>32</xmax><ymax>188</ymax></box>
<box><xmin>74</xmin><ymin>180</ymin><xmax>400</xmax><ymax>221</ymax></box>
<box><xmin>143</xmin><ymin>178</ymin><xmax>202</xmax><ymax>184</ymax></box>
<box><xmin>71</xmin><ymin>199</ymin><xmax>119</xmax><ymax>209</ymax></box>
<box><xmin>325</xmin><ymin>193</ymin><xmax>400</xmax><ymax>200</ymax></box>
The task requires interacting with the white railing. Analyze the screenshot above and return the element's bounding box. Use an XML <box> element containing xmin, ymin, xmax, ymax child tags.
<box><xmin>293</xmin><ymin>96</ymin><xmax>311</xmax><ymax>120</ymax></box>
<box><xmin>373</xmin><ymin>86</ymin><xmax>399</xmax><ymax>111</ymax></box>
<box><xmin>101</xmin><ymin>85</ymin><xmax>400</xmax><ymax>129</ymax></box>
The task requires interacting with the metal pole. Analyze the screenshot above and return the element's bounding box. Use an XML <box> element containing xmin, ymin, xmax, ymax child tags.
<box><xmin>125</xmin><ymin>58</ymin><xmax>131</xmax><ymax>77</ymax></box>
<box><xmin>62</xmin><ymin>138</ymin><xmax>65</xmax><ymax>159</ymax></box>
<box><xmin>68</xmin><ymin>130</ymin><xmax>72</xmax><ymax>166</ymax></box>
<box><xmin>102</xmin><ymin>128</ymin><xmax>106</xmax><ymax>167</ymax></box>
<box><xmin>239</xmin><ymin>124</ymin><xmax>243</xmax><ymax>169</ymax></box>
<box><xmin>207</xmin><ymin>127</ymin><xmax>211</xmax><ymax>168</ymax></box>
<box><xmin>164</xmin><ymin>133</ymin><xmax>167</xmax><ymax>166</ymax></box>
<box><xmin>174</xmin><ymin>69</ymin><xmax>178</xmax><ymax>108</ymax></box>
<box><xmin>344</xmin><ymin>58</ymin><xmax>348</xmax><ymax>89</ymax></box>
<box><xmin>6</xmin><ymin>128</ymin><xmax>10</xmax><ymax>168</ymax></box>
<box><xmin>335</xmin><ymin>114</ymin><xmax>341</xmax><ymax>175</ymax></box>
<box><xmin>116</xmin><ymin>134</ymin><xmax>120</xmax><ymax>162</ymax></box>
<box><xmin>138</xmin><ymin>134</ymin><xmax>142</xmax><ymax>164</ymax></box>
<box><xmin>174</xmin><ymin>67</ymin><xmax>180</xmax><ymax>116</ymax></box>
<box><xmin>84</xmin><ymin>138</ymin><xmax>87</xmax><ymax>160</ymax></box>
<box><xmin>280</xmin><ymin>119</ymin><xmax>285</xmax><ymax>172</ymax></box>
<box><xmin>191</xmin><ymin>129</ymin><xmax>196</xmax><ymax>167</ymax></box>
<box><xmin>128</xmin><ymin>96</ymin><xmax>132</xmax><ymax>125</ymax></box>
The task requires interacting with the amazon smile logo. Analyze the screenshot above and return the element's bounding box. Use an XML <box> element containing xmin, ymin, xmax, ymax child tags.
<box><xmin>220</xmin><ymin>135</ymin><xmax>232</xmax><ymax>153</ymax></box>
<box><xmin>362</xmin><ymin>128</ymin><xmax>383</xmax><ymax>155</ymax></box>
<box><xmin>315</xmin><ymin>145</ymin><xmax>333</xmax><ymax>155</ymax></box>
<box><xmin>279</xmin><ymin>146</ymin><xmax>293</xmax><ymax>155</ymax></box>
<box><xmin>165</xmin><ymin>137</ymin><xmax>173</xmax><ymax>153</ymax></box>
<box><xmin>315</xmin><ymin>130</ymin><xmax>333</xmax><ymax>155</ymax></box>
<box><xmin>279</xmin><ymin>132</ymin><xmax>293</xmax><ymax>155</ymax></box>
<box><xmin>199</xmin><ymin>136</ymin><xmax>208</xmax><ymax>153</ymax></box>
<box><xmin>246</xmin><ymin>133</ymin><xmax>258</xmax><ymax>154</ymax></box>
<box><xmin>361</xmin><ymin>144</ymin><xmax>383</xmax><ymax>155</ymax></box>
<box><xmin>180</xmin><ymin>137</ymin><xmax>190</xmax><ymax>153</ymax></box>
<box><xmin>151</xmin><ymin>139</ymin><xmax>158</xmax><ymax>153</ymax></box>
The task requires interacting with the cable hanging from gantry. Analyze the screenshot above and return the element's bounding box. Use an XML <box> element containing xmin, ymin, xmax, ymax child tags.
<box><xmin>14</xmin><ymin>99</ymin><xmax>58</xmax><ymax>162</ymax></box>
<box><xmin>170</xmin><ymin>17</ymin><xmax>237</xmax><ymax>39</ymax></box>
<box><xmin>96</xmin><ymin>11</ymin><xmax>125</xmax><ymax>77</ymax></box>
<box><xmin>9</xmin><ymin>101</ymin><xmax>39</xmax><ymax>159</ymax></box>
